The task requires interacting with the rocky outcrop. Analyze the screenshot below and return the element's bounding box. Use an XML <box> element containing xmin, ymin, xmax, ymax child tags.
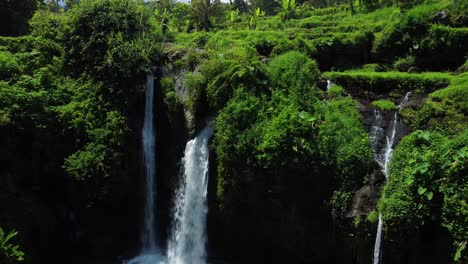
<box><xmin>347</xmin><ymin>169</ymin><xmax>385</xmax><ymax>217</ymax></box>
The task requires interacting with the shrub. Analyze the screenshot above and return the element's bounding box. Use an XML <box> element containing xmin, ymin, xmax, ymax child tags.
<box><xmin>0</xmin><ymin>51</ymin><xmax>22</xmax><ymax>79</ymax></box>
<box><xmin>379</xmin><ymin>129</ymin><xmax>467</xmax><ymax>262</ymax></box>
<box><xmin>367</xmin><ymin>210</ymin><xmax>379</xmax><ymax>223</ymax></box>
<box><xmin>183</xmin><ymin>72</ymin><xmax>206</xmax><ymax>117</ymax></box>
<box><xmin>203</xmin><ymin>47</ymin><xmax>268</xmax><ymax>110</ymax></box>
<box><xmin>267</xmin><ymin>51</ymin><xmax>319</xmax><ymax>100</ymax></box>
<box><xmin>394</xmin><ymin>56</ymin><xmax>416</xmax><ymax>72</ymax></box>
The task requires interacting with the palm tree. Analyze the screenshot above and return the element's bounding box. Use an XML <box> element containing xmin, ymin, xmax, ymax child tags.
<box><xmin>191</xmin><ymin>0</ymin><xmax>221</xmax><ymax>31</ymax></box>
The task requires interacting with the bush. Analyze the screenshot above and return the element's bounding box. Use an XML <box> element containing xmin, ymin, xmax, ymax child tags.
<box><xmin>267</xmin><ymin>51</ymin><xmax>319</xmax><ymax>99</ymax></box>
<box><xmin>183</xmin><ymin>72</ymin><xmax>206</xmax><ymax>117</ymax></box>
<box><xmin>0</xmin><ymin>51</ymin><xmax>22</xmax><ymax>80</ymax></box>
<box><xmin>393</xmin><ymin>56</ymin><xmax>416</xmax><ymax>72</ymax></box>
<box><xmin>202</xmin><ymin>47</ymin><xmax>268</xmax><ymax>110</ymax></box>
<box><xmin>379</xmin><ymin>129</ymin><xmax>467</xmax><ymax>262</ymax></box>
<box><xmin>367</xmin><ymin>210</ymin><xmax>378</xmax><ymax>223</ymax></box>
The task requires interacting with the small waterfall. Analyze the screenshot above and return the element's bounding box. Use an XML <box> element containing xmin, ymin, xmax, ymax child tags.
<box><xmin>326</xmin><ymin>79</ymin><xmax>333</xmax><ymax>92</ymax></box>
<box><xmin>126</xmin><ymin>71</ymin><xmax>165</xmax><ymax>264</ymax></box>
<box><xmin>371</xmin><ymin>92</ymin><xmax>411</xmax><ymax>264</ymax></box>
<box><xmin>168</xmin><ymin>126</ymin><xmax>214</xmax><ymax>264</ymax></box>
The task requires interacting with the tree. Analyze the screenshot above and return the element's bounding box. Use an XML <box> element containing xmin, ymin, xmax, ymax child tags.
<box><xmin>64</xmin><ymin>0</ymin><xmax>160</xmax><ymax>91</ymax></box>
<box><xmin>190</xmin><ymin>0</ymin><xmax>222</xmax><ymax>31</ymax></box>
<box><xmin>233</xmin><ymin>0</ymin><xmax>248</xmax><ymax>13</ymax></box>
<box><xmin>0</xmin><ymin>0</ymin><xmax>38</xmax><ymax>36</ymax></box>
<box><xmin>249</xmin><ymin>0</ymin><xmax>278</xmax><ymax>15</ymax></box>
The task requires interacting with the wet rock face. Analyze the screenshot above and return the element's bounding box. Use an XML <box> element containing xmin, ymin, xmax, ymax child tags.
<box><xmin>348</xmin><ymin>93</ymin><xmax>415</xmax><ymax>217</ymax></box>
<box><xmin>347</xmin><ymin>169</ymin><xmax>385</xmax><ymax>218</ymax></box>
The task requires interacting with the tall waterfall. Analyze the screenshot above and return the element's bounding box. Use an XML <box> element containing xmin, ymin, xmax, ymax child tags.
<box><xmin>142</xmin><ymin>71</ymin><xmax>157</xmax><ymax>252</ymax></box>
<box><xmin>371</xmin><ymin>92</ymin><xmax>411</xmax><ymax>264</ymax></box>
<box><xmin>126</xmin><ymin>71</ymin><xmax>165</xmax><ymax>264</ymax></box>
<box><xmin>168</xmin><ymin>126</ymin><xmax>214</xmax><ymax>264</ymax></box>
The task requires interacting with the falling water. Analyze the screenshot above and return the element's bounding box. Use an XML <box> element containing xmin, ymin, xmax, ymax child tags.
<box><xmin>142</xmin><ymin>71</ymin><xmax>157</xmax><ymax>253</ymax></box>
<box><xmin>168</xmin><ymin>126</ymin><xmax>214</xmax><ymax>264</ymax></box>
<box><xmin>126</xmin><ymin>71</ymin><xmax>165</xmax><ymax>264</ymax></box>
<box><xmin>326</xmin><ymin>79</ymin><xmax>333</xmax><ymax>92</ymax></box>
<box><xmin>371</xmin><ymin>92</ymin><xmax>411</xmax><ymax>264</ymax></box>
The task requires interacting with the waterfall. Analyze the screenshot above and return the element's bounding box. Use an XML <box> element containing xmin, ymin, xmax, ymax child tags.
<box><xmin>126</xmin><ymin>71</ymin><xmax>165</xmax><ymax>264</ymax></box>
<box><xmin>142</xmin><ymin>71</ymin><xmax>157</xmax><ymax>253</ymax></box>
<box><xmin>168</xmin><ymin>126</ymin><xmax>214</xmax><ymax>264</ymax></box>
<box><xmin>371</xmin><ymin>92</ymin><xmax>411</xmax><ymax>264</ymax></box>
<box><xmin>326</xmin><ymin>79</ymin><xmax>333</xmax><ymax>92</ymax></box>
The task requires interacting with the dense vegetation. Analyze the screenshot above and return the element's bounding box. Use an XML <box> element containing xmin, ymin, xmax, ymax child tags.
<box><xmin>0</xmin><ymin>0</ymin><xmax>466</xmax><ymax>263</ymax></box>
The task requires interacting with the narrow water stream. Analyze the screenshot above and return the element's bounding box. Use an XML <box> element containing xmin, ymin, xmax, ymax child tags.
<box><xmin>372</xmin><ymin>92</ymin><xmax>411</xmax><ymax>264</ymax></box>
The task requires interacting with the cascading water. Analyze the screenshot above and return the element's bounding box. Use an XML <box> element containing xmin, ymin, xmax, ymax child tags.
<box><xmin>326</xmin><ymin>79</ymin><xmax>333</xmax><ymax>92</ymax></box>
<box><xmin>167</xmin><ymin>126</ymin><xmax>214</xmax><ymax>264</ymax></box>
<box><xmin>126</xmin><ymin>71</ymin><xmax>165</xmax><ymax>264</ymax></box>
<box><xmin>371</xmin><ymin>92</ymin><xmax>411</xmax><ymax>264</ymax></box>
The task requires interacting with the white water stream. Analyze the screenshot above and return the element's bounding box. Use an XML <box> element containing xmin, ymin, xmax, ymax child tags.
<box><xmin>168</xmin><ymin>126</ymin><xmax>213</xmax><ymax>264</ymax></box>
<box><xmin>372</xmin><ymin>92</ymin><xmax>411</xmax><ymax>264</ymax></box>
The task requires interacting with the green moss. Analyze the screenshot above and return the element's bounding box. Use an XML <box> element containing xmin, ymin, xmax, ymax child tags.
<box><xmin>328</xmin><ymin>84</ymin><xmax>345</xmax><ymax>98</ymax></box>
<box><xmin>372</xmin><ymin>99</ymin><xmax>397</xmax><ymax>111</ymax></box>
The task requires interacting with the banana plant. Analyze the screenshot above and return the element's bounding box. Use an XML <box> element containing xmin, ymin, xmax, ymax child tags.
<box><xmin>248</xmin><ymin>7</ymin><xmax>264</xmax><ymax>30</ymax></box>
<box><xmin>228</xmin><ymin>9</ymin><xmax>240</xmax><ymax>29</ymax></box>
<box><xmin>279</xmin><ymin>0</ymin><xmax>296</xmax><ymax>20</ymax></box>
<box><xmin>155</xmin><ymin>7</ymin><xmax>171</xmax><ymax>33</ymax></box>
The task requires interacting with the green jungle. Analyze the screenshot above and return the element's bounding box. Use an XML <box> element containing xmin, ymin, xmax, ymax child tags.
<box><xmin>0</xmin><ymin>0</ymin><xmax>466</xmax><ymax>263</ymax></box>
